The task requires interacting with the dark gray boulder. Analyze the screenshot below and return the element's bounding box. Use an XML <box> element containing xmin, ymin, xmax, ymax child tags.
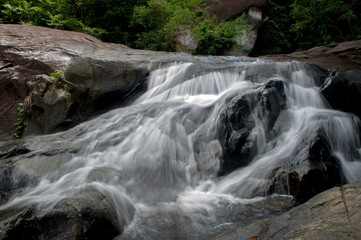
<box><xmin>321</xmin><ymin>70</ymin><xmax>361</xmax><ymax>120</ymax></box>
<box><xmin>218</xmin><ymin>80</ymin><xmax>286</xmax><ymax>175</ymax></box>
<box><xmin>0</xmin><ymin>185</ymin><xmax>135</xmax><ymax>240</ymax></box>
<box><xmin>268</xmin><ymin>132</ymin><xmax>346</xmax><ymax>203</ymax></box>
<box><xmin>0</xmin><ymin>166</ymin><xmax>38</xmax><ymax>205</ymax></box>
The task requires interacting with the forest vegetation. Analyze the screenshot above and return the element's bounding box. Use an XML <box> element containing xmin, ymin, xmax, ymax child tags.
<box><xmin>1</xmin><ymin>0</ymin><xmax>360</xmax><ymax>55</ymax></box>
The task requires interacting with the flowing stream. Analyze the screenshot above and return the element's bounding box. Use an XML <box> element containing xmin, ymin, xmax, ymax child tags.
<box><xmin>1</xmin><ymin>55</ymin><xmax>361</xmax><ymax>239</ymax></box>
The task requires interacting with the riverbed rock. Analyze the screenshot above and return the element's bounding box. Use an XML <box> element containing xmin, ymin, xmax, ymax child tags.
<box><xmin>0</xmin><ymin>166</ymin><xmax>38</xmax><ymax>205</ymax></box>
<box><xmin>0</xmin><ymin>185</ymin><xmax>135</xmax><ymax>240</ymax></box>
<box><xmin>262</xmin><ymin>40</ymin><xmax>361</xmax><ymax>71</ymax></box>
<box><xmin>212</xmin><ymin>180</ymin><xmax>361</xmax><ymax>240</ymax></box>
<box><xmin>268</xmin><ymin>133</ymin><xmax>346</xmax><ymax>203</ymax></box>
<box><xmin>218</xmin><ymin>80</ymin><xmax>286</xmax><ymax>175</ymax></box>
<box><xmin>0</xmin><ymin>146</ymin><xmax>30</xmax><ymax>160</ymax></box>
<box><xmin>0</xmin><ymin>24</ymin><xmax>166</xmax><ymax>141</ymax></box>
<box><xmin>321</xmin><ymin>70</ymin><xmax>361</xmax><ymax>120</ymax></box>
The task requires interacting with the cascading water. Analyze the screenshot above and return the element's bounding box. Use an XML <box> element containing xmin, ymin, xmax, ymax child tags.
<box><xmin>1</xmin><ymin>55</ymin><xmax>361</xmax><ymax>239</ymax></box>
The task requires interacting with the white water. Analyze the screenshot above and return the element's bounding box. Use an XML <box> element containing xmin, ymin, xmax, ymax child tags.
<box><xmin>1</xmin><ymin>57</ymin><xmax>361</xmax><ymax>239</ymax></box>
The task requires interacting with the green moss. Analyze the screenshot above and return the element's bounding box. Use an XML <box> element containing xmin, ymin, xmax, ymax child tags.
<box><xmin>14</xmin><ymin>103</ymin><xmax>25</xmax><ymax>139</ymax></box>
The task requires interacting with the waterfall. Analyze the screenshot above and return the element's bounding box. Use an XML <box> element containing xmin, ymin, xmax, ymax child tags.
<box><xmin>1</xmin><ymin>56</ymin><xmax>361</xmax><ymax>239</ymax></box>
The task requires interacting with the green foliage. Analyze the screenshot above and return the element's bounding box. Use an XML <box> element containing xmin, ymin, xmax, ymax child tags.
<box><xmin>72</xmin><ymin>0</ymin><xmax>144</xmax><ymax>42</ymax></box>
<box><xmin>14</xmin><ymin>103</ymin><xmax>25</xmax><ymax>139</ymax></box>
<box><xmin>193</xmin><ymin>16</ymin><xmax>246</xmax><ymax>55</ymax></box>
<box><xmin>49</xmin><ymin>70</ymin><xmax>71</xmax><ymax>98</ymax></box>
<box><xmin>2</xmin><ymin>0</ymin><xmax>360</xmax><ymax>55</ymax></box>
<box><xmin>1</xmin><ymin>0</ymin><xmax>81</xmax><ymax>30</ymax></box>
<box><xmin>50</xmin><ymin>70</ymin><xmax>62</xmax><ymax>83</ymax></box>
<box><xmin>252</xmin><ymin>0</ymin><xmax>361</xmax><ymax>55</ymax></box>
<box><xmin>1</xmin><ymin>1</ymin><xmax>30</xmax><ymax>23</ymax></box>
<box><xmin>131</xmin><ymin>0</ymin><xmax>246</xmax><ymax>54</ymax></box>
<box><xmin>251</xmin><ymin>0</ymin><xmax>296</xmax><ymax>56</ymax></box>
<box><xmin>131</xmin><ymin>0</ymin><xmax>202</xmax><ymax>51</ymax></box>
<box><xmin>63</xmin><ymin>84</ymin><xmax>71</xmax><ymax>98</ymax></box>
<box><xmin>0</xmin><ymin>0</ymin><xmax>247</xmax><ymax>55</ymax></box>
<box><xmin>291</xmin><ymin>0</ymin><xmax>361</xmax><ymax>50</ymax></box>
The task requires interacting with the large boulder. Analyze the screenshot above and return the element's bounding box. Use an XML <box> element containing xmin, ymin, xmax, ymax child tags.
<box><xmin>0</xmin><ymin>185</ymin><xmax>135</xmax><ymax>240</ymax></box>
<box><xmin>212</xmin><ymin>180</ymin><xmax>361</xmax><ymax>240</ymax></box>
<box><xmin>218</xmin><ymin>80</ymin><xmax>286</xmax><ymax>175</ymax></box>
<box><xmin>321</xmin><ymin>70</ymin><xmax>361</xmax><ymax>120</ymax></box>
<box><xmin>268</xmin><ymin>132</ymin><xmax>346</xmax><ymax>203</ymax></box>
<box><xmin>0</xmin><ymin>24</ymin><xmax>166</xmax><ymax>141</ymax></box>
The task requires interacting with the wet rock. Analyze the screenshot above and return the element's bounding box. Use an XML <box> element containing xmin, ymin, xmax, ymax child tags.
<box><xmin>268</xmin><ymin>133</ymin><xmax>345</xmax><ymax>203</ymax></box>
<box><xmin>0</xmin><ymin>146</ymin><xmax>38</xmax><ymax>204</ymax></box>
<box><xmin>0</xmin><ymin>24</ymin><xmax>165</xmax><ymax>141</ymax></box>
<box><xmin>0</xmin><ymin>147</ymin><xmax>30</xmax><ymax>160</ymax></box>
<box><xmin>0</xmin><ymin>166</ymin><xmax>38</xmax><ymax>205</ymax></box>
<box><xmin>218</xmin><ymin>80</ymin><xmax>286</xmax><ymax>175</ymax></box>
<box><xmin>212</xmin><ymin>180</ymin><xmax>361</xmax><ymax>240</ymax></box>
<box><xmin>321</xmin><ymin>70</ymin><xmax>361</xmax><ymax>120</ymax></box>
<box><xmin>0</xmin><ymin>186</ymin><xmax>135</xmax><ymax>240</ymax></box>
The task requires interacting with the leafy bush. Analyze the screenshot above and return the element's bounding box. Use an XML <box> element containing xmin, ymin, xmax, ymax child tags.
<box><xmin>1</xmin><ymin>1</ymin><xmax>31</xmax><ymax>23</ymax></box>
<box><xmin>131</xmin><ymin>0</ymin><xmax>199</xmax><ymax>51</ymax></box>
<box><xmin>291</xmin><ymin>0</ymin><xmax>361</xmax><ymax>50</ymax></box>
<box><xmin>131</xmin><ymin>0</ymin><xmax>247</xmax><ymax>54</ymax></box>
<box><xmin>193</xmin><ymin>16</ymin><xmax>247</xmax><ymax>55</ymax></box>
<box><xmin>250</xmin><ymin>0</ymin><xmax>296</xmax><ymax>56</ymax></box>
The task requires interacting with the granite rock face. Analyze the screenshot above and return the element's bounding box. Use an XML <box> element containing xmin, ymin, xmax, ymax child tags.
<box><xmin>262</xmin><ymin>40</ymin><xmax>361</xmax><ymax>71</ymax></box>
<box><xmin>212</xmin><ymin>180</ymin><xmax>361</xmax><ymax>240</ymax></box>
<box><xmin>0</xmin><ymin>24</ymin><xmax>165</xmax><ymax>141</ymax></box>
